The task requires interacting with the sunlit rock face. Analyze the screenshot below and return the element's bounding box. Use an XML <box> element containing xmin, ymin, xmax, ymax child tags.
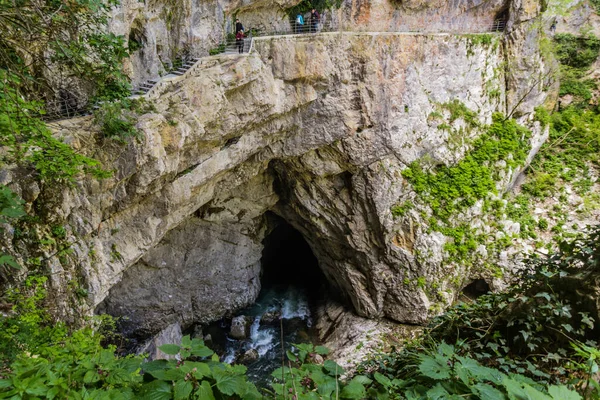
<box><xmin>0</xmin><ymin>0</ymin><xmax>553</xmax><ymax>337</ymax></box>
<box><xmin>23</xmin><ymin>10</ymin><xmax>550</xmax><ymax>336</ymax></box>
<box><xmin>109</xmin><ymin>0</ymin><xmax>521</xmax><ymax>87</ymax></box>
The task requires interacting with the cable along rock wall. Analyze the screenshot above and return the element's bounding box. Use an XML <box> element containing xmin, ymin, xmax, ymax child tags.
<box><xmin>54</xmin><ymin>28</ymin><xmax>551</xmax><ymax>339</ymax></box>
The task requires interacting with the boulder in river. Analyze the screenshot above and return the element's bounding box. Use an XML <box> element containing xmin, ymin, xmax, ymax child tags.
<box><xmin>230</xmin><ymin>316</ymin><xmax>251</xmax><ymax>339</ymax></box>
<box><xmin>238</xmin><ymin>348</ymin><xmax>259</xmax><ymax>364</ymax></box>
<box><xmin>261</xmin><ymin>310</ymin><xmax>281</xmax><ymax>323</ymax></box>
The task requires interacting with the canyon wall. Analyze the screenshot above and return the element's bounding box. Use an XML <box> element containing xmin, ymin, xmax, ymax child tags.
<box><xmin>24</xmin><ymin>20</ymin><xmax>548</xmax><ymax>337</ymax></box>
<box><xmin>111</xmin><ymin>0</ymin><xmax>511</xmax><ymax>87</ymax></box>
<box><xmin>0</xmin><ymin>0</ymin><xmax>555</xmax><ymax>340</ymax></box>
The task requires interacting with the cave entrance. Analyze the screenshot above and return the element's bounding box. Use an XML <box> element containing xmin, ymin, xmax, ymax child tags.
<box><xmin>204</xmin><ymin>213</ymin><xmax>327</xmax><ymax>385</ymax></box>
<box><xmin>260</xmin><ymin>212</ymin><xmax>326</xmax><ymax>297</ymax></box>
<box><xmin>462</xmin><ymin>279</ymin><xmax>491</xmax><ymax>299</ymax></box>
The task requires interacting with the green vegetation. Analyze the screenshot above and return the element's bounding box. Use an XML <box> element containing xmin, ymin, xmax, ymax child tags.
<box><xmin>403</xmin><ymin>114</ymin><xmax>530</xmax><ymax>221</ymax></box>
<box><xmin>209</xmin><ymin>44</ymin><xmax>227</xmax><ymax>55</ymax></box>
<box><xmin>0</xmin><ymin>186</ymin><xmax>26</xmax><ymax>279</ymax></box>
<box><xmin>358</xmin><ymin>226</ymin><xmax>600</xmax><ymax>399</ymax></box>
<box><xmin>4</xmin><ymin>228</ymin><xmax>600</xmax><ymax>398</ymax></box>
<box><xmin>286</xmin><ymin>0</ymin><xmax>342</xmax><ymax>20</ymax></box>
<box><xmin>554</xmin><ymin>33</ymin><xmax>600</xmax><ymax>69</ymax></box>
<box><xmin>0</xmin><ymin>0</ymin><xmax>134</xmax><ymax>186</ymax></box>
<box><xmin>93</xmin><ymin>100</ymin><xmax>139</xmax><ymax>142</ymax></box>
<box><xmin>401</xmin><ymin>112</ymin><xmax>531</xmax><ymax>259</ymax></box>
<box><xmin>522</xmin><ymin>32</ymin><xmax>600</xmax><ymax>201</ymax></box>
<box><xmin>553</xmin><ymin>33</ymin><xmax>600</xmax><ymax>103</ymax></box>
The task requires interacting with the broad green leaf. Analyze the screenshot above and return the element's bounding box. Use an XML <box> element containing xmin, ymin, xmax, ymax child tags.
<box><xmin>426</xmin><ymin>383</ymin><xmax>449</xmax><ymax>400</ymax></box>
<box><xmin>286</xmin><ymin>350</ymin><xmax>297</xmax><ymax>362</ymax></box>
<box><xmin>173</xmin><ymin>380</ymin><xmax>193</xmax><ymax>400</ymax></box>
<box><xmin>241</xmin><ymin>383</ymin><xmax>263</xmax><ymax>400</ymax></box>
<box><xmin>191</xmin><ymin>342</ymin><xmax>213</xmax><ymax>358</ymax></box>
<box><xmin>340</xmin><ymin>379</ymin><xmax>366</xmax><ymax>399</ymax></box>
<box><xmin>139</xmin><ymin>380</ymin><xmax>172</xmax><ymax>400</ymax></box>
<box><xmin>522</xmin><ymin>384</ymin><xmax>553</xmax><ymax>400</ymax></box>
<box><xmin>418</xmin><ymin>355</ymin><xmax>451</xmax><ymax>380</ymax></box>
<box><xmin>323</xmin><ymin>360</ymin><xmax>345</xmax><ymax>376</ymax></box>
<box><xmin>351</xmin><ymin>375</ymin><xmax>372</xmax><ymax>386</ymax></box>
<box><xmin>83</xmin><ymin>370</ymin><xmax>100</xmax><ymax>384</ymax></box>
<box><xmin>374</xmin><ymin>372</ymin><xmax>392</xmax><ymax>388</ymax></box>
<box><xmin>196</xmin><ymin>381</ymin><xmax>215</xmax><ymax>400</ymax></box>
<box><xmin>142</xmin><ymin>360</ymin><xmax>169</xmax><ymax>372</ymax></box>
<box><xmin>158</xmin><ymin>344</ymin><xmax>180</xmax><ymax>355</ymax></box>
<box><xmin>471</xmin><ymin>383</ymin><xmax>506</xmax><ymax>400</ymax></box>
<box><xmin>548</xmin><ymin>385</ymin><xmax>582</xmax><ymax>400</ymax></box>
<box><xmin>180</xmin><ymin>361</ymin><xmax>211</xmax><ymax>379</ymax></box>
<box><xmin>315</xmin><ymin>346</ymin><xmax>330</xmax><ymax>355</ymax></box>
<box><xmin>181</xmin><ymin>335</ymin><xmax>192</xmax><ymax>347</ymax></box>
<box><xmin>213</xmin><ymin>369</ymin><xmax>247</xmax><ymax>396</ymax></box>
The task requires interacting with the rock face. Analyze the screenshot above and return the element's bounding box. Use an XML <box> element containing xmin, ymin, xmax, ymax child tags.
<box><xmin>1</xmin><ymin>0</ymin><xmax>553</xmax><ymax>339</ymax></box>
<box><xmin>137</xmin><ymin>322</ymin><xmax>183</xmax><ymax>360</ymax></box>
<box><xmin>110</xmin><ymin>0</ymin><xmax>514</xmax><ymax>87</ymax></box>
<box><xmin>22</xmin><ymin>26</ymin><xmax>548</xmax><ymax>337</ymax></box>
<box><xmin>230</xmin><ymin>316</ymin><xmax>252</xmax><ymax>339</ymax></box>
<box><xmin>95</xmin><ymin>218</ymin><xmax>264</xmax><ymax>337</ymax></box>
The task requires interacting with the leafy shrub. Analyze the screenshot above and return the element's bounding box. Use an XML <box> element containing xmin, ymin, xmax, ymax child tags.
<box><xmin>93</xmin><ymin>100</ymin><xmax>139</xmax><ymax>141</ymax></box>
<box><xmin>0</xmin><ymin>186</ymin><xmax>25</xmax><ymax>279</ymax></box>
<box><xmin>0</xmin><ymin>71</ymin><xmax>110</xmax><ymax>183</ymax></box>
<box><xmin>365</xmin><ymin>343</ymin><xmax>580</xmax><ymax>400</ymax></box>
<box><xmin>209</xmin><ymin>44</ymin><xmax>226</xmax><ymax>55</ymax></box>
<box><xmin>526</xmin><ymin>105</ymin><xmax>600</xmax><ymax>197</ymax></box>
<box><xmin>426</xmin><ymin>226</ymin><xmax>600</xmax><ymax>383</ymax></box>
<box><xmin>554</xmin><ymin>33</ymin><xmax>600</xmax><ymax>69</ymax></box>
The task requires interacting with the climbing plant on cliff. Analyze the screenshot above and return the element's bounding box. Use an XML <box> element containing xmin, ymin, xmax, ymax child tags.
<box><xmin>0</xmin><ymin>0</ymin><xmax>130</xmax><ymax>102</ymax></box>
<box><xmin>400</xmin><ymin>111</ymin><xmax>532</xmax><ymax>260</ymax></box>
<box><xmin>0</xmin><ymin>0</ymin><xmax>130</xmax><ymax>183</ymax></box>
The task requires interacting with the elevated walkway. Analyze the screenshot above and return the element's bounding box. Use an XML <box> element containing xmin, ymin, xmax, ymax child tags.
<box><xmin>42</xmin><ymin>17</ymin><xmax>506</xmax><ymax>122</ymax></box>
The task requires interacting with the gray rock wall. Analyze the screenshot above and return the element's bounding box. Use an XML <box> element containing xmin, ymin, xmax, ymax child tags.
<box><xmin>110</xmin><ymin>0</ymin><xmax>514</xmax><ymax>88</ymax></box>
<box><xmin>22</xmin><ymin>29</ymin><xmax>551</xmax><ymax>335</ymax></box>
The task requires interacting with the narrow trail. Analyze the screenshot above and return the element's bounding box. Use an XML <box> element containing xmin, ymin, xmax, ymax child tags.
<box><xmin>43</xmin><ymin>18</ymin><xmax>506</xmax><ymax>122</ymax></box>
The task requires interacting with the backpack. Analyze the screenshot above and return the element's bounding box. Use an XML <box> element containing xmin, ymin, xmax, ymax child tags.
<box><xmin>296</xmin><ymin>14</ymin><xmax>304</xmax><ymax>25</ymax></box>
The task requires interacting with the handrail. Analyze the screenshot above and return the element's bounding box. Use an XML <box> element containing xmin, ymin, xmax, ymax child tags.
<box><xmin>42</xmin><ymin>19</ymin><xmax>507</xmax><ymax>122</ymax></box>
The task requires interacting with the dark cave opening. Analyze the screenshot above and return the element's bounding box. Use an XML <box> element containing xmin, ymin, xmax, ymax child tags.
<box><xmin>462</xmin><ymin>279</ymin><xmax>491</xmax><ymax>299</ymax></box>
<box><xmin>260</xmin><ymin>212</ymin><xmax>326</xmax><ymax>295</ymax></box>
<box><xmin>202</xmin><ymin>213</ymin><xmax>329</xmax><ymax>385</ymax></box>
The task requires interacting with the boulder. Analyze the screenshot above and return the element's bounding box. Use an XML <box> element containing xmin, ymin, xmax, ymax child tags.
<box><xmin>238</xmin><ymin>348</ymin><xmax>259</xmax><ymax>364</ymax></box>
<box><xmin>261</xmin><ymin>310</ymin><xmax>281</xmax><ymax>323</ymax></box>
<box><xmin>230</xmin><ymin>316</ymin><xmax>251</xmax><ymax>339</ymax></box>
<box><xmin>137</xmin><ymin>322</ymin><xmax>183</xmax><ymax>360</ymax></box>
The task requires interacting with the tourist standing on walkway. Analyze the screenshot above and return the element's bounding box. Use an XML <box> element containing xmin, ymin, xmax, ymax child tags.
<box><xmin>550</xmin><ymin>19</ymin><xmax>557</xmax><ymax>34</ymax></box>
<box><xmin>235</xmin><ymin>18</ymin><xmax>244</xmax><ymax>35</ymax></box>
<box><xmin>295</xmin><ymin>13</ymin><xmax>305</xmax><ymax>33</ymax></box>
<box><xmin>310</xmin><ymin>9</ymin><xmax>320</xmax><ymax>33</ymax></box>
<box><xmin>236</xmin><ymin>30</ymin><xmax>244</xmax><ymax>53</ymax></box>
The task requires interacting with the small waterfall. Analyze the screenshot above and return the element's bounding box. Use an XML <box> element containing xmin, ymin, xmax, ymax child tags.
<box><xmin>211</xmin><ymin>285</ymin><xmax>317</xmax><ymax>385</ymax></box>
<box><xmin>247</xmin><ymin>316</ymin><xmax>275</xmax><ymax>357</ymax></box>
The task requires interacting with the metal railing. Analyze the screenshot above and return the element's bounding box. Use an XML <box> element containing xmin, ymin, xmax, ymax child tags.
<box><xmin>42</xmin><ymin>97</ymin><xmax>91</xmax><ymax>122</ymax></box>
<box><xmin>42</xmin><ymin>17</ymin><xmax>507</xmax><ymax>122</ymax></box>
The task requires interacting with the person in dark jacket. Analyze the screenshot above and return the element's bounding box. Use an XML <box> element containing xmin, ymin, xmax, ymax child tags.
<box><xmin>235</xmin><ymin>19</ymin><xmax>244</xmax><ymax>34</ymax></box>
<box><xmin>236</xmin><ymin>30</ymin><xmax>244</xmax><ymax>53</ymax></box>
<box><xmin>310</xmin><ymin>9</ymin><xmax>320</xmax><ymax>33</ymax></box>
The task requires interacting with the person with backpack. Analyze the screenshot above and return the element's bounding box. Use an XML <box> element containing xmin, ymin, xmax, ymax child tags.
<box><xmin>310</xmin><ymin>9</ymin><xmax>320</xmax><ymax>33</ymax></box>
<box><xmin>295</xmin><ymin>13</ymin><xmax>304</xmax><ymax>33</ymax></box>
<box><xmin>236</xmin><ymin>30</ymin><xmax>244</xmax><ymax>53</ymax></box>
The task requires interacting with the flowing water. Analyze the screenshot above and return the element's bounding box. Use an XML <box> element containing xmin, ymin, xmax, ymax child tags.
<box><xmin>204</xmin><ymin>285</ymin><xmax>318</xmax><ymax>386</ymax></box>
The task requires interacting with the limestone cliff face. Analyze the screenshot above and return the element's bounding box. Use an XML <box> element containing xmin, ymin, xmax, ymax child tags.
<box><xmin>23</xmin><ymin>23</ymin><xmax>550</xmax><ymax>337</ymax></box>
<box><xmin>112</xmin><ymin>0</ymin><xmax>513</xmax><ymax>87</ymax></box>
